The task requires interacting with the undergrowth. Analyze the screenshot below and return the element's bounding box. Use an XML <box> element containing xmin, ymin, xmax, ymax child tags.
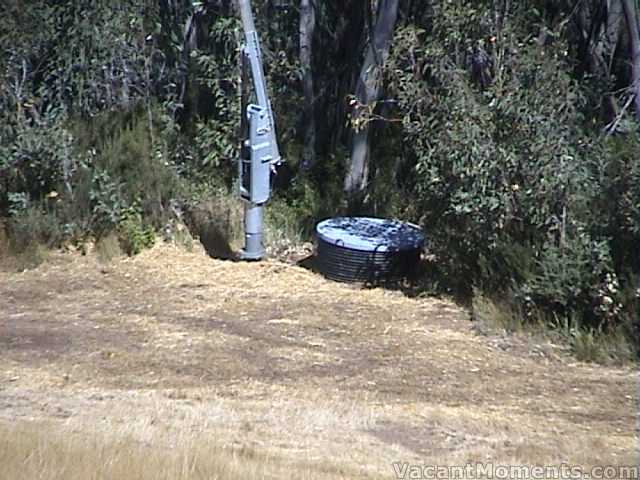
<box><xmin>472</xmin><ymin>291</ymin><xmax>637</xmax><ymax>365</ymax></box>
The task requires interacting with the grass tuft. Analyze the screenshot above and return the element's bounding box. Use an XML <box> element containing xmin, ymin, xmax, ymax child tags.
<box><xmin>0</xmin><ymin>422</ymin><xmax>364</xmax><ymax>480</ymax></box>
<box><xmin>96</xmin><ymin>232</ymin><xmax>123</xmax><ymax>263</ymax></box>
<box><xmin>471</xmin><ymin>290</ymin><xmax>636</xmax><ymax>365</ymax></box>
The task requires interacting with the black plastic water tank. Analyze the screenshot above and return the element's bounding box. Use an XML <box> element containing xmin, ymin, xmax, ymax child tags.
<box><xmin>315</xmin><ymin>217</ymin><xmax>425</xmax><ymax>283</ymax></box>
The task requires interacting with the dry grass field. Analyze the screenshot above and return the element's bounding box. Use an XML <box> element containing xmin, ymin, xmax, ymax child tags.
<box><xmin>0</xmin><ymin>242</ymin><xmax>637</xmax><ymax>479</ymax></box>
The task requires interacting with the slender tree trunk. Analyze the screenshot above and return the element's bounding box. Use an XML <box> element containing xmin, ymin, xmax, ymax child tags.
<box><xmin>344</xmin><ymin>0</ymin><xmax>399</xmax><ymax>199</ymax></box>
<box><xmin>573</xmin><ymin>0</ymin><xmax>625</xmax><ymax>123</ymax></box>
<box><xmin>177</xmin><ymin>7</ymin><xmax>200</xmax><ymax>116</ymax></box>
<box><xmin>602</xmin><ymin>0</ymin><xmax>624</xmax><ymax>121</ymax></box>
<box><xmin>622</xmin><ymin>0</ymin><xmax>640</xmax><ymax>121</ymax></box>
<box><xmin>605</xmin><ymin>0</ymin><xmax>624</xmax><ymax>57</ymax></box>
<box><xmin>300</xmin><ymin>0</ymin><xmax>316</xmax><ymax>171</ymax></box>
<box><xmin>328</xmin><ymin>0</ymin><xmax>365</xmax><ymax>153</ymax></box>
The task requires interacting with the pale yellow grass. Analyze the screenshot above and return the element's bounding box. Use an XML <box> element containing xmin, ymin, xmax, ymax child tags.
<box><xmin>0</xmin><ymin>242</ymin><xmax>637</xmax><ymax>479</ymax></box>
<box><xmin>0</xmin><ymin>421</ymin><xmax>362</xmax><ymax>480</ymax></box>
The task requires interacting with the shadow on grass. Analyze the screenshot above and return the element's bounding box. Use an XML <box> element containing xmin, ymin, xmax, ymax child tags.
<box><xmin>196</xmin><ymin>223</ymin><xmax>238</xmax><ymax>261</ymax></box>
<box><xmin>296</xmin><ymin>253</ymin><xmax>472</xmax><ymax>307</ymax></box>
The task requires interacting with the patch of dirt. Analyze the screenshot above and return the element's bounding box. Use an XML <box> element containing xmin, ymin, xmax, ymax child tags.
<box><xmin>0</xmin><ymin>243</ymin><xmax>637</xmax><ymax>477</ymax></box>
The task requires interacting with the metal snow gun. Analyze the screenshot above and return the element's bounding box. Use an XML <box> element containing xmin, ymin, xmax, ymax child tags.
<box><xmin>237</xmin><ymin>0</ymin><xmax>282</xmax><ymax>260</ymax></box>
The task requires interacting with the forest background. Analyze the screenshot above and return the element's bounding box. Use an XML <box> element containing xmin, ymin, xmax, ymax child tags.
<box><xmin>1</xmin><ymin>0</ymin><xmax>639</xmax><ymax>362</ymax></box>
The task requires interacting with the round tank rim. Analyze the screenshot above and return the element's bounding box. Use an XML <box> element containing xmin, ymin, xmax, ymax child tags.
<box><xmin>315</xmin><ymin>216</ymin><xmax>425</xmax><ymax>253</ymax></box>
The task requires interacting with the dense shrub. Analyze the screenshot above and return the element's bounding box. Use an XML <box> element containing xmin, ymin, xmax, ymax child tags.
<box><xmin>384</xmin><ymin>2</ymin><xmax>638</xmax><ymax>347</ymax></box>
<box><xmin>0</xmin><ymin>111</ymin><xmax>76</xmax><ymax>215</ymax></box>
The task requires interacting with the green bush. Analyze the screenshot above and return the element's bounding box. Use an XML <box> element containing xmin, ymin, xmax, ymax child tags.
<box><xmin>74</xmin><ymin>108</ymin><xmax>182</xmax><ymax>225</ymax></box>
<box><xmin>117</xmin><ymin>205</ymin><xmax>155</xmax><ymax>256</ymax></box>
<box><xmin>88</xmin><ymin>169</ymin><xmax>127</xmax><ymax>235</ymax></box>
<box><xmin>385</xmin><ymin>2</ymin><xmax>638</xmax><ymax>352</ymax></box>
<box><xmin>0</xmin><ymin>110</ymin><xmax>77</xmax><ymax>216</ymax></box>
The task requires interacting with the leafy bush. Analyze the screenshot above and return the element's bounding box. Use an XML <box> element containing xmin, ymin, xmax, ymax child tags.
<box><xmin>1</xmin><ymin>1</ymin><xmax>181</xmax><ymax>254</ymax></box>
<box><xmin>89</xmin><ymin>170</ymin><xmax>127</xmax><ymax>235</ymax></box>
<box><xmin>0</xmin><ymin>110</ymin><xmax>77</xmax><ymax>215</ymax></box>
<box><xmin>117</xmin><ymin>205</ymin><xmax>155</xmax><ymax>256</ymax></box>
<box><xmin>385</xmin><ymin>2</ymin><xmax>638</xmax><ymax>352</ymax></box>
<box><xmin>190</xmin><ymin>17</ymin><xmax>241</xmax><ymax>181</ymax></box>
<box><xmin>74</xmin><ymin>108</ymin><xmax>182</xmax><ymax>223</ymax></box>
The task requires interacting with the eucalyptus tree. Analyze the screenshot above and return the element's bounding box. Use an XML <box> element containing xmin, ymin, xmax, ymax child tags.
<box><xmin>344</xmin><ymin>0</ymin><xmax>400</xmax><ymax>200</ymax></box>
<box><xmin>299</xmin><ymin>0</ymin><xmax>316</xmax><ymax>170</ymax></box>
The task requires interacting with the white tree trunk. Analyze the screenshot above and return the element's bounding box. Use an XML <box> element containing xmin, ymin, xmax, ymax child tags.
<box><xmin>300</xmin><ymin>0</ymin><xmax>316</xmax><ymax>171</ymax></box>
<box><xmin>344</xmin><ymin>0</ymin><xmax>399</xmax><ymax>199</ymax></box>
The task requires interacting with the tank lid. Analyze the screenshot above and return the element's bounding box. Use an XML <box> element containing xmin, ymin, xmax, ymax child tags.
<box><xmin>316</xmin><ymin>217</ymin><xmax>424</xmax><ymax>252</ymax></box>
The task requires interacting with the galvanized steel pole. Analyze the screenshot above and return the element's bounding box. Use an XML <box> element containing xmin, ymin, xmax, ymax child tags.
<box><xmin>236</xmin><ymin>0</ymin><xmax>281</xmax><ymax>260</ymax></box>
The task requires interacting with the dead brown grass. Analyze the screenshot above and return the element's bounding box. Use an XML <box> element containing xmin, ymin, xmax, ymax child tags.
<box><xmin>0</xmin><ymin>421</ymin><xmax>368</xmax><ymax>480</ymax></box>
<box><xmin>0</xmin><ymin>242</ymin><xmax>637</xmax><ymax>478</ymax></box>
<box><xmin>95</xmin><ymin>232</ymin><xmax>123</xmax><ymax>264</ymax></box>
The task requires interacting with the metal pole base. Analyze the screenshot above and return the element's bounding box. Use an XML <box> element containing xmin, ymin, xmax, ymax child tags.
<box><xmin>240</xmin><ymin>203</ymin><xmax>265</xmax><ymax>260</ymax></box>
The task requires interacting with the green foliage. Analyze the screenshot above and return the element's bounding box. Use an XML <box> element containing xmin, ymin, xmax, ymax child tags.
<box><xmin>473</xmin><ymin>289</ymin><xmax>636</xmax><ymax>364</ymax></box>
<box><xmin>117</xmin><ymin>204</ymin><xmax>155</xmax><ymax>256</ymax></box>
<box><xmin>191</xmin><ymin>17</ymin><xmax>241</xmax><ymax>178</ymax></box>
<box><xmin>590</xmin><ymin>136</ymin><xmax>640</xmax><ymax>265</ymax></box>
<box><xmin>518</xmin><ymin>236</ymin><xmax>623</xmax><ymax>327</ymax></box>
<box><xmin>78</xmin><ymin>109</ymin><xmax>181</xmax><ymax>222</ymax></box>
<box><xmin>5</xmin><ymin>2</ymin><xmax>165</xmax><ymax>116</ymax></box>
<box><xmin>0</xmin><ymin>110</ymin><xmax>76</xmax><ymax>214</ymax></box>
<box><xmin>385</xmin><ymin>1</ymin><xmax>638</xmax><ymax>341</ymax></box>
<box><xmin>89</xmin><ymin>169</ymin><xmax>127</xmax><ymax>234</ymax></box>
<box><xmin>569</xmin><ymin>327</ymin><xmax>608</xmax><ymax>364</ymax></box>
